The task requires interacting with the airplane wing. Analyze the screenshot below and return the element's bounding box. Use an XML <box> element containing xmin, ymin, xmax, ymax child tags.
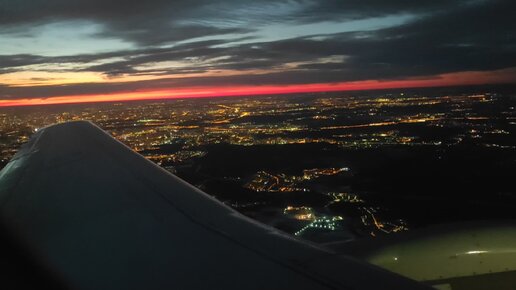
<box><xmin>0</xmin><ymin>121</ymin><xmax>431</xmax><ymax>290</ymax></box>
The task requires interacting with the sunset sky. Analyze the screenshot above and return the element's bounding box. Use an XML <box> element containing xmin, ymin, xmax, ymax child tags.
<box><xmin>1</xmin><ymin>0</ymin><xmax>515</xmax><ymax>106</ymax></box>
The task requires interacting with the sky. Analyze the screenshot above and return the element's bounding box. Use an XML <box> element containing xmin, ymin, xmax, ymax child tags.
<box><xmin>0</xmin><ymin>0</ymin><xmax>515</xmax><ymax>106</ymax></box>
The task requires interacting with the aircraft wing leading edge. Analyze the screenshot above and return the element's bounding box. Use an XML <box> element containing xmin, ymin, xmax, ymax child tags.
<box><xmin>0</xmin><ymin>121</ymin><xmax>431</xmax><ymax>290</ymax></box>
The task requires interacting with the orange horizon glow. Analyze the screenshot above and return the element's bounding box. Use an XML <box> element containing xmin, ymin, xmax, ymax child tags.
<box><xmin>1</xmin><ymin>68</ymin><xmax>515</xmax><ymax>107</ymax></box>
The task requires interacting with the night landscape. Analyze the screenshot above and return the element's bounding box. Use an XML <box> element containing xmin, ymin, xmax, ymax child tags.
<box><xmin>1</xmin><ymin>86</ymin><xmax>515</xmax><ymax>243</ymax></box>
<box><xmin>1</xmin><ymin>1</ymin><xmax>515</xmax><ymax>289</ymax></box>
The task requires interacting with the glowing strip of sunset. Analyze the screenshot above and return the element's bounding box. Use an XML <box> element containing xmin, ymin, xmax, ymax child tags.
<box><xmin>1</xmin><ymin>68</ymin><xmax>515</xmax><ymax>107</ymax></box>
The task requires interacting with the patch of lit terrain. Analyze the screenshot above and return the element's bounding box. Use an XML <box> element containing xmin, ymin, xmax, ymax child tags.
<box><xmin>282</xmin><ymin>191</ymin><xmax>408</xmax><ymax>240</ymax></box>
<box><xmin>283</xmin><ymin>206</ymin><xmax>316</xmax><ymax>221</ymax></box>
<box><xmin>145</xmin><ymin>151</ymin><xmax>206</xmax><ymax>166</ymax></box>
<box><xmin>326</xmin><ymin>192</ymin><xmax>365</xmax><ymax>205</ymax></box>
<box><xmin>359</xmin><ymin>206</ymin><xmax>409</xmax><ymax>237</ymax></box>
<box><xmin>295</xmin><ymin>216</ymin><xmax>344</xmax><ymax>236</ymax></box>
<box><xmin>244</xmin><ymin>168</ymin><xmax>348</xmax><ymax>192</ymax></box>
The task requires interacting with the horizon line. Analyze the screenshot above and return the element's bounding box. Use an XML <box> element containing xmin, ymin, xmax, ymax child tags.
<box><xmin>1</xmin><ymin>77</ymin><xmax>515</xmax><ymax>108</ymax></box>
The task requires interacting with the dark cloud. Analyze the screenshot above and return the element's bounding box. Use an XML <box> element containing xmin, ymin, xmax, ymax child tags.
<box><xmin>218</xmin><ymin>0</ymin><xmax>516</xmax><ymax>80</ymax></box>
<box><xmin>0</xmin><ymin>54</ymin><xmax>49</xmax><ymax>68</ymax></box>
<box><xmin>293</xmin><ymin>0</ymin><xmax>479</xmax><ymax>22</ymax></box>
<box><xmin>0</xmin><ymin>0</ymin><xmax>257</xmax><ymax>45</ymax></box>
<box><xmin>0</xmin><ymin>0</ymin><xmax>488</xmax><ymax>46</ymax></box>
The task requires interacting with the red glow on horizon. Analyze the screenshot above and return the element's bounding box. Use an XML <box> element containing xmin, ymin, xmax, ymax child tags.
<box><xmin>1</xmin><ymin>69</ymin><xmax>515</xmax><ymax>107</ymax></box>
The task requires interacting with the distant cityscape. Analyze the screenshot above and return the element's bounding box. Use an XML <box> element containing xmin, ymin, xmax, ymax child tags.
<box><xmin>1</xmin><ymin>89</ymin><xmax>515</xmax><ymax>243</ymax></box>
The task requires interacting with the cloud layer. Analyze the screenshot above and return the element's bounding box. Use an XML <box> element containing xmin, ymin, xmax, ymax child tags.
<box><xmin>0</xmin><ymin>0</ymin><xmax>515</xmax><ymax>100</ymax></box>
